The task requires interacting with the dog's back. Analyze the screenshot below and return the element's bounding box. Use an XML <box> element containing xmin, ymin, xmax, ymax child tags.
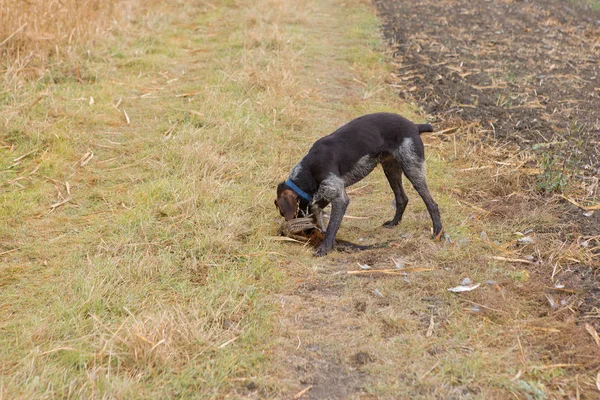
<box><xmin>307</xmin><ymin>112</ymin><xmax>429</xmax><ymax>165</ymax></box>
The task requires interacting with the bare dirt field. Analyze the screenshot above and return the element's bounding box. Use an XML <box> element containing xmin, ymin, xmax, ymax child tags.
<box><xmin>374</xmin><ymin>0</ymin><xmax>600</xmax><ymax>235</ymax></box>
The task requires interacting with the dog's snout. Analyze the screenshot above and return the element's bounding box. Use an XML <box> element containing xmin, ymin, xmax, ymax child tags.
<box><xmin>275</xmin><ymin>188</ymin><xmax>299</xmax><ymax>221</ymax></box>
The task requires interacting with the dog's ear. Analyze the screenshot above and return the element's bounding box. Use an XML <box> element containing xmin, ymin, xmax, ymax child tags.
<box><xmin>275</xmin><ymin>189</ymin><xmax>298</xmax><ymax>220</ymax></box>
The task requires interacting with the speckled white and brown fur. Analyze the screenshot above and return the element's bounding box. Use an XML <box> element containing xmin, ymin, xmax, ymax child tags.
<box><xmin>275</xmin><ymin>112</ymin><xmax>443</xmax><ymax>256</ymax></box>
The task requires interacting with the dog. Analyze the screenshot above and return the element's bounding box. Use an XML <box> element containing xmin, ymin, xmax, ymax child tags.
<box><xmin>275</xmin><ymin>112</ymin><xmax>443</xmax><ymax>256</ymax></box>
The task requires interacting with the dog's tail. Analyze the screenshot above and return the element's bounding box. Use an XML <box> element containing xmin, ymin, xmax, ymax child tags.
<box><xmin>417</xmin><ymin>123</ymin><xmax>433</xmax><ymax>134</ymax></box>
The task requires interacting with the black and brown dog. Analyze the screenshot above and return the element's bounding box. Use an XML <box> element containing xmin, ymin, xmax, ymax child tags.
<box><xmin>275</xmin><ymin>112</ymin><xmax>443</xmax><ymax>256</ymax></box>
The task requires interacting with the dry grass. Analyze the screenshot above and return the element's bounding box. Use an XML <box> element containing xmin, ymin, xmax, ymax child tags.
<box><xmin>1</xmin><ymin>0</ymin><xmax>599</xmax><ymax>398</ymax></box>
<box><xmin>0</xmin><ymin>0</ymin><xmax>128</xmax><ymax>89</ymax></box>
<box><xmin>0</xmin><ymin>0</ymin><xmax>405</xmax><ymax>397</ymax></box>
<box><xmin>272</xmin><ymin>117</ymin><xmax>600</xmax><ymax>397</ymax></box>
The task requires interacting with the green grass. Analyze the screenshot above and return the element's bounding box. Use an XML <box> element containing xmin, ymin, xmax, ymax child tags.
<box><xmin>0</xmin><ymin>0</ymin><xmax>415</xmax><ymax>397</ymax></box>
<box><xmin>579</xmin><ymin>0</ymin><xmax>600</xmax><ymax>9</ymax></box>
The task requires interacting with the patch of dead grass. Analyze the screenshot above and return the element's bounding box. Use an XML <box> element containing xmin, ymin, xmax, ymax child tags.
<box><xmin>1</xmin><ymin>0</ymin><xmax>118</xmax><ymax>88</ymax></box>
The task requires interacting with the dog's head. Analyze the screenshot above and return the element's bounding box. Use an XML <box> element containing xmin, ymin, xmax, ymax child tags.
<box><xmin>275</xmin><ymin>182</ymin><xmax>298</xmax><ymax>220</ymax></box>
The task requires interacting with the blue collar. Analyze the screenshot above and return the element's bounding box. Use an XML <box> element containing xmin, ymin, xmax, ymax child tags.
<box><xmin>285</xmin><ymin>179</ymin><xmax>313</xmax><ymax>202</ymax></box>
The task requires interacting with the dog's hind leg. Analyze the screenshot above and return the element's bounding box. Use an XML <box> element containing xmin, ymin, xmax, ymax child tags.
<box><xmin>381</xmin><ymin>156</ymin><xmax>409</xmax><ymax>228</ymax></box>
<box><xmin>395</xmin><ymin>139</ymin><xmax>443</xmax><ymax>238</ymax></box>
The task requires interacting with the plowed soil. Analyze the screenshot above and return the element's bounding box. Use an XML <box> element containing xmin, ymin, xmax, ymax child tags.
<box><xmin>374</xmin><ymin>0</ymin><xmax>600</xmax><ymax>177</ymax></box>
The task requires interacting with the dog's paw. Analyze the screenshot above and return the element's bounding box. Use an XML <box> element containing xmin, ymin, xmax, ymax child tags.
<box><xmin>314</xmin><ymin>245</ymin><xmax>330</xmax><ymax>257</ymax></box>
<box><xmin>382</xmin><ymin>220</ymin><xmax>398</xmax><ymax>228</ymax></box>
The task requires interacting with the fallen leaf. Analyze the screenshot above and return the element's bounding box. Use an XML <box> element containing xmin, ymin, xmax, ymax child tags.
<box><xmin>426</xmin><ymin>315</ymin><xmax>434</xmax><ymax>337</ymax></box>
<box><xmin>448</xmin><ymin>283</ymin><xmax>481</xmax><ymax>293</ymax></box>
<box><xmin>517</xmin><ymin>236</ymin><xmax>535</xmax><ymax>244</ymax></box>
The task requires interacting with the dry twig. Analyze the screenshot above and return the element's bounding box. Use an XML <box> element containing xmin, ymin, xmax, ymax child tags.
<box><xmin>293</xmin><ymin>386</ymin><xmax>313</xmax><ymax>399</ymax></box>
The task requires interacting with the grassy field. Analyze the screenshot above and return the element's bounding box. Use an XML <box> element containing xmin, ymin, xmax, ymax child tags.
<box><xmin>0</xmin><ymin>0</ymin><xmax>412</xmax><ymax>397</ymax></box>
<box><xmin>1</xmin><ymin>0</ymin><xmax>599</xmax><ymax>398</ymax></box>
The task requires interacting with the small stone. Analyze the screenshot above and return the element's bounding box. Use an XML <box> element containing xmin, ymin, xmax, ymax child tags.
<box><xmin>461</xmin><ymin>277</ymin><xmax>473</xmax><ymax>285</ymax></box>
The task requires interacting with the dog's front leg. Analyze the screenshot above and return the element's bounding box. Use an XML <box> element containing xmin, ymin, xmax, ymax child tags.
<box><xmin>315</xmin><ymin>191</ymin><xmax>348</xmax><ymax>257</ymax></box>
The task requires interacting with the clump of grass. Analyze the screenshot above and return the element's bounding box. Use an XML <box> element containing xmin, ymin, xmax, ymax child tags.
<box><xmin>536</xmin><ymin>150</ymin><xmax>571</xmax><ymax>193</ymax></box>
<box><xmin>0</xmin><ymin>0</ymin><xmax>114</xmax><ymax>55</ymax></box>
<box><xmin>533</xmin><ymin>123</ymin><xmax>590</xmax><ymax>195</ymax></box>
